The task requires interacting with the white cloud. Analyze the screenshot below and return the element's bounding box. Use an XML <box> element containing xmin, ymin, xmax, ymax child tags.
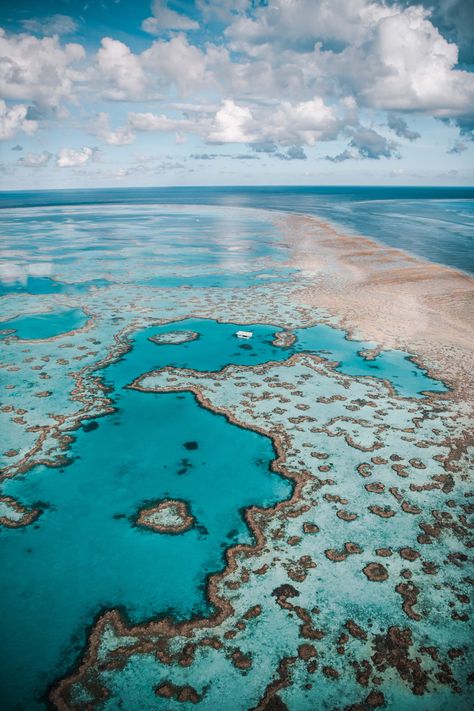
<box><xmin>359</xmin><ymin>6</ymin><xmax>474</xmax><ymax>114</ymax></box>
<box><xmin>56</xmin><ymin>146</ymin><xmax>98</xmax><ymax>167</ymax></box>
<box><xmin>0</xmin><ymin>28</ymin><xmax>85</xmax><ymax>109</ymax></box>
<box><xmin>225</xmin><ymin>0</ymin><xmax>390</xmax><ymax>52</ymax></box>
<box><xmin>264</xmin><ymin>98</ymin><xmax>339</xmax><ymax>145</ymax></box>
<box><xmin>90</xmin><ymin>112</ymin><xmax>135</xmax><ymax>145</ymax></box>
<box><xmin>17</xmin><ymin>150</ymin><xmax>52</xmax><ymax>166</ymax></box>
<box><xmin>128</xmin><ymin>111</ymin><xmax>195</xmax><ymax>133</ymax></box>
<box><xmin>221</xmin><ymin>1</ymin><xmax>474</xmax><ymax>119</ymax></box>
<box><xmin>206</xmin><ymin>96</ymin><xmax>340</xmax><ymax>146</ymax></box>
<box><xmin>95</xmin><ymin>34</ymin><xmax>206</xmax><ymax>100</ymax></box>
<box><xmin>142</xmin><ymin>1</ymin><xmax>199</xmax><ymax>34</ymax></box>
<box><xmin>1</xmin><ymin>0</ymin><xmax>473</xmax><ymax>169</ymax></box>
<box><xmin>206</xmin><ymin>100</ymin><xmax>256</xmax><ymax>143</ymax></box>
<box><xmin>0</xmin><ymin>100</ymin><xmax>37</xmax><ymax>139</ymax></box>
<box><xmin>96</xmin><ymin>38</ymin><xmax>150</xmax><ymax>101</ymax></box>
<box><xmin>141</xmin><ymin>35</ymin><xmax>207</xmax><ymax>96</ymax></box>
<box><xmin>125</xmin><ymin>94</ymin><xmax>343</xmax><ymax>149</ymax></box>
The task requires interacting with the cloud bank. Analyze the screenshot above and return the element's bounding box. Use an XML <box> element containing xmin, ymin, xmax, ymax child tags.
<box><xmin>0</xmin><ymin>0</ymin><xmax>472</xmax><ymax>182</ymax></box>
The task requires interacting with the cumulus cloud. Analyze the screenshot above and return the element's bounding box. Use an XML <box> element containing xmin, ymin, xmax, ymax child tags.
<box><xmin>222</xmin><ymin>1</ymin><xmax>474</xmax><ymax>119</ymax></box>
<box><xmin>56</xmin><ymin>146</ymin><xmax>98</xmax><ymax>167</ymax></box>
<box><xmin>89</xmin><ymin>112</ymin><xmax>135</xmax><ymax>145</ymax></box>
<box><xmin>96</xmin><ymin>38</ymin><xmax>150</xmax><ymax>101</ymax></box>
<box><xmin>2</xmin><ymin>0</ymin><xmax>473</xmax><ymax>168</ymax></box>
<box><xmin>397</xmin><ymin>0</ymin><xmax>474</xmax><ymax>64</ymax></box>
<box><xmin>112</xmin><ymin>92</ymin><xmax>349</xmax><ymax>155</ymax></box>
<box><xmin>0</xmin><ymin>28</ymin><xmax>85</xmax><ymax>109</ymax></box>
<box><xmin>264</xmin><ymin>99</ymin><xmax>339</xmax><ymax>145</ymax></box>
<box><xmin>205</xmin><ymin>97</ymin><xmax>339</xmax><ymax>146</ymax></box>
<box><xmin>206</xmin><ymin>100</ymin><xmax>256</xmax><ymax>143</ymax></box>
<box><xmin>257</xmin><ymin>145</ymin><xmax>307</xmax><ymax>160</ymax></box>
<box><xmin>128</xmin><ymin>111</ymin><xmax>195</xmax><ymax>133</ymax></box>
<box><xmin>387</xmin><ymin>114</ymin><xmax>420</xmax><ymax>141</ymax></box>
<box><xmin>141</xmin><ymin>35</ymin><xmax>207</xmax><ymax>96</ymax></box>
<box><xmin>225</xmin><ymin>0</ymin><xmax>388</xmax><ymax>51</ymax></box>
<box><xmin>281</xmin><ymin>145</ymin><xmax>307</xmax><ymax>160</ymax></box>
<box><xmin>349</xmin><ymin>126</ymin><xmax>399</xmax><ymax>159</ymax></box>
<box><xmin>21</xmin><ymin>15</ymin><xmax>78</xmax><ymax>36</ymax></box>
<box><xmin>358</xmin><ymin>6</ymin><xmax>474</xmax><ymax>114</ymax></box>
<box><xmin>142</xmin><ymin>1</ymin><xmax>199</xmax><ymax>34</ymax></box>
<box><xmin>0</xmin><ymin>100</ymin><xmax>37</xmax><ymax>139</ymax></box>
<box><xmin>17</xmin><ymin>150</ymin><xmax>52</xmax><ymax>167</ymax></box>
<box><xmin>325</xmin><ymin>147</ymin><xmax>360</xmax><ymax>163</ymax></box>
<box><xmin>95</xmin><ymin>34</ymin><xmax>206</xmax><ymax>100</ymax></box>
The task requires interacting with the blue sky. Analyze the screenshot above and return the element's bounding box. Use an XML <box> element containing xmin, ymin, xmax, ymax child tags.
<box><xmin>0</xmin><ymin>0</ymin><xmax>473</xmax><ymax>188</ymax></box>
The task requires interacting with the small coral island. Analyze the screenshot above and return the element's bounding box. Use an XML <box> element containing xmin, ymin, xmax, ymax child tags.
<box><xmin>135</xmin><ymin>499</ymin><xmax>195</xmax><ymax>534</ymax></box>
<box><xmin>148</xmin><ymin>330</ymin><xmax>199</xmax><ymax>345</ymax></box>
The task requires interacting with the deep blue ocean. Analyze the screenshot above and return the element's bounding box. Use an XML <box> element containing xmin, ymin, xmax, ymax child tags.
<box><xmin>1</xmin><ymin>186</ymin><xmax>473</xmax><ymax>274</ymax></box>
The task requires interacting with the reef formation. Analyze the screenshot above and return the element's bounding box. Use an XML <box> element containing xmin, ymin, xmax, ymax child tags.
<box><xmin>136</xmin><ymin>499</ymin><xmax>195</xmax><ymax>534</ymax></box>
<box><xmin>0</xmin><ymin>204</ymin><xmax>472</xmax><ymax>711</ymax></box>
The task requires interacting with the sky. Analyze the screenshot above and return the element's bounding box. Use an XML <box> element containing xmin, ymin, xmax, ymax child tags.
<box><xmin>0</xmin><ymin>0</ymin><xmax>473</xmax><ymax>189</ymax></box>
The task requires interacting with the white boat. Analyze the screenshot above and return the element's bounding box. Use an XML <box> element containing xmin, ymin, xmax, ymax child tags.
<box><xmin>236</xmin><ymin>330</ymin><xmax>253</xmax><ymax>339</ymax></box>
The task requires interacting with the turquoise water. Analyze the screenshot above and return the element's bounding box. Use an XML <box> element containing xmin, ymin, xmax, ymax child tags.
<box><xmin>293</xmin><ymin>323</ymin><xmax>446</xmax><ymax>397</ymax></box>
<box><xmin>0</xmin><ymin>276</ymin><xmax>111</xmax><ymax>297</ymax></box>
<box><xmin>0</xmin><ymin>329</ymin><xmax>290</xmax><ymax>711</ymax></box>
<box><xmin>2</xmin><ymin>187</ymin><xmax>472</xmax><ymax>273</ymax></box>
<box><xmin>134</xmin><ymin>318</ymin><xmax>446</xmax><ymax>398</ymax></box>
<box><xmin>0</xmin><ymin>308</ymin><xmax>88</xmax><ymax>340</ymax></box>
<box><xmin>0</xmin><ymin>205</ymin><xmax>291</xmax><ymax>296</ymax></box>
<box><xmin>137</xmin><ymin>268</ymin><xmax>295</xmax><ymax>289</ymax></box>
<box><xmin>0</xmin><ymin>315</ymin><xmax>447</xmax><ymax>708</ymax></box>
<box><xmin>0</xmin><ymin>197</ymin><xmax>457</xmax><ymax>710</ymax></box>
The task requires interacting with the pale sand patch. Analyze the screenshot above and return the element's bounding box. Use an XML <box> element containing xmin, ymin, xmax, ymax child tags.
<box><xmin>282</xmin><ymin>213</ymin><xmax>474</xmax><ymax>399</ymax></box>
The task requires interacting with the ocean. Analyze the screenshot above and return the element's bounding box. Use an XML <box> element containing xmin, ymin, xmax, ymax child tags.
<box><xmin>1</xmin><ymin>185</ymin><xmax>473</xmax><ymax>273</ymax></box>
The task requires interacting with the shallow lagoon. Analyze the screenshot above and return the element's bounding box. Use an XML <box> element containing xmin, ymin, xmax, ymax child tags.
<box><xmin>0</xmin><ymin>307</ymin><xmax>88</xmax><ymax>340</ymax></box>
<box><xmin>0</xmin><ymin>205</ymin><xmax>291</xmax><ymax>294</ymax></box>
<box><xmin>0</xmin><ymin>336</ymin><xmax>289</xmax><ymax>710</ymax></box>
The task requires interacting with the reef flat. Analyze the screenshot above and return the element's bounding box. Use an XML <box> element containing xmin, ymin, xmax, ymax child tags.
<box><xmin>0</xmin><ymin>204</ymin><xmax>472</xmax><ymax>711</ymax></box>
<box><xmin>136</xmin><ymin>499</ymin><xmax>195</xmax><ymax>534</ymax></box>
<box><xmin>286</xmin><ymin>213</ymin><xmax>474</xmax><ymax>400</ymax></box>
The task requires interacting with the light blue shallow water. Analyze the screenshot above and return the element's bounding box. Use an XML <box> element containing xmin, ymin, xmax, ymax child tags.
<box><xmin>0</xmin><ymin>276</ymin><xmax>111</xmax><ymax>297</ymax></box>
<box><xmin>0</xmin><ymin>308</ymin><xmax>88</xmax><ymax>340</ymax></box>
<box><xmin>0</xmin><ymin>205</ymin><xmax>291</xmax><ymax>296</ymax></box>
<box><xmin>1</xmin><ymin>186</ymin><xmax>473</xmax><ymax>273</ymax></box>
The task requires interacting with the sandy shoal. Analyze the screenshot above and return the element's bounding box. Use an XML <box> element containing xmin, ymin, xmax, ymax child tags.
<box><xmin>282</xmin><ymin>213</ymin><xmax>474</xmax><ymax>401</ymax></box>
